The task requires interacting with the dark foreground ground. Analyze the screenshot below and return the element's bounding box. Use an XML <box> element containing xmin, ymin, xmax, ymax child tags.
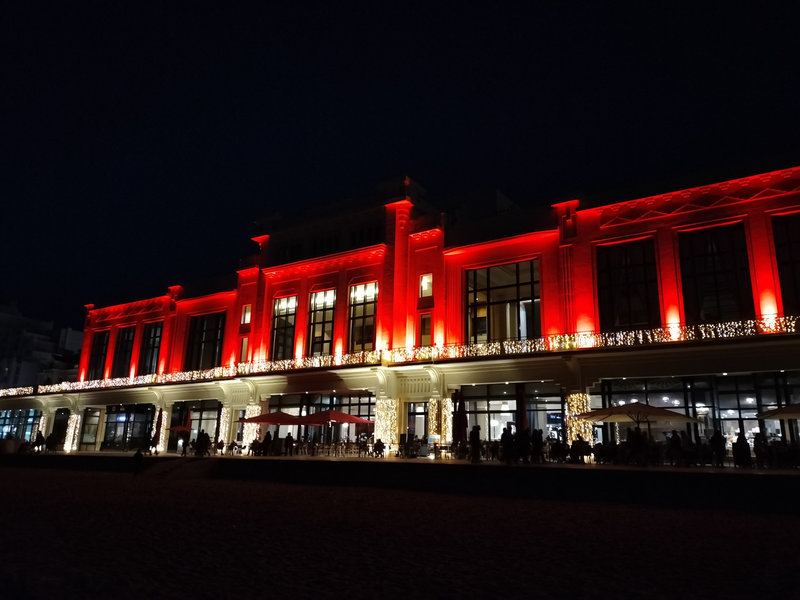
<box><xmin>1</xmin><ymin>454</ymin><xmax>799</xmax><ymax>599</ymax></box>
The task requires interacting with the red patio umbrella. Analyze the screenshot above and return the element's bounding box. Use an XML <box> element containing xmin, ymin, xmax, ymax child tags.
<box><xmin>238</xmin><ymin>411</ymin><xmax>300</xmax><ymax>425</ymax></box>
<box><xmin>168</xmin><ymin>410</ymin><xmax>193</xmax><ymax>432</ymax></box>
<box><xmin>296</xmin><ymin>409</ymin><xmax>373</xmax><ymax>426</ymax></box>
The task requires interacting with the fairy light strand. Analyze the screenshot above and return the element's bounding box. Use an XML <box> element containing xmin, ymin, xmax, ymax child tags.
<box><xmin>0</xmin><ymin>315</ymin><xmax>788</xmax><ymax>398</ymax></box>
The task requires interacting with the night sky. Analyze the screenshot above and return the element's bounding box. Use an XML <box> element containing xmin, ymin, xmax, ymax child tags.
<box><xmin>3</xmin><ymin>2</ymin><xmax>799</xmax><ymax>329</ymax></box>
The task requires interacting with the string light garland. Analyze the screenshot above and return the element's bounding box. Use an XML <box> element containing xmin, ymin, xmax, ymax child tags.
<box><xmin>0</xmin><ymin>387</ymin><xmax>34</xmax><ymax>397</ymax></box>
<box><xmin>565</xmin><ymin>393</ymin><xmax>593</xmax><ymax>445</ymax></box>
<box><xmin>219</xmin><ymin>406</ymin><xmax>230</xmax><ymax>446</ymax></box>
<box><xmin>242</xmin><ymin>404</ymin><xmax>261</xmax><ymax>449</ymax></box>
<box><xmin>375</xmin><ymin>397</ymin><xmax>397</xmax><ymax>445</ymax></box>
<box><xmin>154</xmin><ymin>407</ymin><xmax>168</xmax><ymax>453</ymax></box>
<box><xmin>3</xmin><ymin>315</ymin><xmax>792</xmax><ymax>398</ymax></box>
<box><xmin>440</xmin><ymin>397</ymin><xmax>453</xmax><ymax>443</ymax></box>
<box><xmin>33</xmin><ymin>413</ymin><xmax>48</xmax><ymax>443</ymax></box>
<box><xmin>63</xmin><ymin>413</ymin><xmax>81</xmax><ymax>453</ymax></box>
<box><xmin>427</xmin><ymin>398</ymin><xmax>441</xmax><ymax>437</ymax></box>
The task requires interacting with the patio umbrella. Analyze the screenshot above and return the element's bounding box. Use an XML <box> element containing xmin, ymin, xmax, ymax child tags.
<box><xmin>296</xmin><ymin>409</ymin><xmax>373</xmax><ymax>425</ymax></box>
<box><xmin>575</xmin><ymin>403</ymin><xmax>698</xmax><ymax>427</ymax></box>
<box><xmin>238</xmin><ymin>411</ymin><xmax>300</xmax><ymax>425</ymax></box>
<box><xmin>756</xmin><ymin>405</ymin><xmax>800</xmax><ymax>420</ymax></box>
<box><xmin>168</xmin><ymin>410</ymin><xmax>193</xmax><ymax>432</ymax></box>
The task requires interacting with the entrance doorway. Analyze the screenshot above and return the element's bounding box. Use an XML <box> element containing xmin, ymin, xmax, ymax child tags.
<box><xmin>406</xmin><ymin>402</ymin><xmax>428</xmax><ymax>441</ymax></box>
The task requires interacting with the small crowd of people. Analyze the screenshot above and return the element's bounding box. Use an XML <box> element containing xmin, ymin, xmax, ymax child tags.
<box><xmin>585</xmin><ymin>428</ymin><xmax>800</xmax><ymax>469</ymax></box>
<box><xmin>455</xmin><ymin>425</ymin><xmax>800</xmax><ymax>469</ymax></box>
<box><xmin>463</xmin><ymin>425</ymin><xmax>553</xmax><ymax>464</ymax></box>
<box><xmin>6</xmin><ymin>430</ymin><xmax>61</xmax><ymax>454</ymax></box>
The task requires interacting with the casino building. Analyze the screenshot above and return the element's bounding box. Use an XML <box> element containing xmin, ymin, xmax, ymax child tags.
<box><xmin>1</xmin><ymin>167</ymin><xmax>799</xmax><ymax>455</ymax></box>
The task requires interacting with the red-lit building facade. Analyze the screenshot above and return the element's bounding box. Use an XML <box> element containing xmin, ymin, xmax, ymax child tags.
<box><xmin>2</xmin><ymin>168</ymin><xmax>799</xmax><ymax>456</ymax></box>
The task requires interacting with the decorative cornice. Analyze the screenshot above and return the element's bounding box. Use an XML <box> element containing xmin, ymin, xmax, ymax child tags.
<box><xmin>598</xmin><ymin>166</ymin><xmax>800</xmax><ymax>228</ymax></box>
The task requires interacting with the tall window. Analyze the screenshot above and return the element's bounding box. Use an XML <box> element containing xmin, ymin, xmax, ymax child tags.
<box><xmin>773</xmin><ymin>213</ymin><xmax>800</xmax><ymax>316</ymax></box>
<box><xmin>679</xmin><ymin>223</ymin><xmax>755</xmax><ymax>325</ymax></box>
<box><xmin>271</xmin><ymin>296</ymin><xmax>297</xmax><ymax>360</ymax></box>
<box><xmin>349</xmin><ymin>282</ymin><xmax>378</xmax><ymax>352</ymax></box>
<box><xmin>466</xmin><ymin>260</ymin><xmax>541</xmax><ymax>343</ymax></box>
<box><xmin>87</xmin><ymin>330</ymin><xmax>109</xmax><ymax>380</ymax></box>
<box><xmin>184</xmin><ymin>312</ymin><xmax>226</xmax><ymax>371</ymax></box>
<box><xmin>138</xmin><ymin>321</ymin><xmax>163</xmax><ymax>376</ymax></box>
<box><xmin>241</xmin><ymin>304</ymin><xmax>252</xmax><ymax>325</ymax></box>
<box><xmin>597</xmin><ymin>238</ymin><xmax>661</xmax><ymax>331</ymax></box>
<box><xmin>419</xmin><ymin>274</ymin><xmax>433</xmax><ymax>297</ymax></box>
<box><xmin>419</xmin><ymin>313</ymin><xmax>432</xmax><ymax>347</ymax></box>
<box><xmin>79</xmin><ymin>408</ymin><xmax>101</xmax><ymax>451</ymax></box>
<box><xmin>110</xmin><ymin>326</ymin><xmax>136</xmax><ymax>378</ymax></box>
<box><xmin>308</xmin><ymin>290</ymin><xmax>335</xmax><ymax>356</ymax></box>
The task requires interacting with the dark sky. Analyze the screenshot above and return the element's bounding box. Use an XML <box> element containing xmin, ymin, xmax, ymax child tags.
<box><xmin>3</xmin><ymin>2</ymin><xmax>799</xmax><ymax>329</ymax></box>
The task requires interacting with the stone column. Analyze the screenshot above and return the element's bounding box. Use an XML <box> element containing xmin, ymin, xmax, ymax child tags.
<box><xmin>565</xmin><ymin>392</ymin><xmax>592</xmax><ymax>444</ymax></box>
<box><xmin>374</xmin><ymin>395</ymin><xmax>398</xmax><ymax>446</ymax></box>
<box><xmin>64</xmin><ymin>411</ymin><xmax>82</xmax><ymax>453</ymax></box>
<box><xmin>96</xmin><ymin>407</ymin><xmax>107</xmax><ymax>451</ymax></box>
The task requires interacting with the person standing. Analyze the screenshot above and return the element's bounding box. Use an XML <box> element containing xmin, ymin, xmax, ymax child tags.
<box><xmin>501</xmin><ymin>427</ymin><xmax>513</xmax><ymax>465</ymax></box>
<box><xmin>469</xmin><ymin>425</ymin><xmax>482</xmax><ymax>464</ymax></box>
<box><xmin>710</xmin><ymin>429</ymin><xmax>725</xmax><ymax>467</ymax></box>
<box><xmin>34</xmin><ymin>430</ymin><xmax>45</xmax><ymax>453</ymax></box>
<box><xmin>262</xmin><ymin>430</ymin><xmax>272</xmax><ymax>456</ymax></box>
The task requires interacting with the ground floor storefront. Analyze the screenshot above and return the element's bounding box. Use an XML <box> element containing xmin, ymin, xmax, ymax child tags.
<box><xmin>3</xmin><ymin>337</ymin><xmax>800</xmax><ymax>461</ymax></box>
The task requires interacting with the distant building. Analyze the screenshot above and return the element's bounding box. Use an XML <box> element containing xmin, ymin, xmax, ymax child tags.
<box><xmin>0</xmin><ymin>307</ymin><xmax>81</xmax><ymax>443</ymax></box>
<box><xmin>1</xmin><ymin>168</ymin><xmax>798</xmax><ymax>458</ymax></box>
<box><xmin>0</xmin><ymin>306</ymin><xmax>82</xmax><ymax>388</ymax></box>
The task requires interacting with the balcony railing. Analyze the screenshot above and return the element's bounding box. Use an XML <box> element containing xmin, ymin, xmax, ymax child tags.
<box><xmin>2</xmin><ymin>315</ymin><xmax>793</xmax><ymax>398</ymax></box>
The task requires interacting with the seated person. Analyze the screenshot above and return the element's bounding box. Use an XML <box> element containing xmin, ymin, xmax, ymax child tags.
<box><xmin>373</xmin><ymin>438</ymin><xmax>385</xmax><ymax>458</ymax></box>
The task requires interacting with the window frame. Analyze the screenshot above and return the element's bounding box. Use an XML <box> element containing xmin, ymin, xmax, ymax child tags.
<box><xmin>465</xmin><ymin>259</ymin><xmax>541</xmax><ymax>343</ymax></box>
<box><xmin>596</xmin><ymin>237</ymin><xmax>661</xmax><ymax>332</ymax></box>
<box><xmin>270</xmin><ymin>296</ymin><xmax>297</xmax><ymax>361</ymax></box>
<box><xmin>348</xmin><ymin>282</ymin><xmax>378</xmax><ymax>353</ymax></box>
<box><xmin>184</xmin><ymin>312</ymin><xmax>226</xmax><ymax>371</ymax></box>
<box><xmin>307</xmin><ymin>289</ymin><xmax>336</xmax><ymax>357</ymax></box>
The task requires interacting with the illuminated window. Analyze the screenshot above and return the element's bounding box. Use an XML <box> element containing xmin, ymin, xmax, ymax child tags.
<box><xmin>241</xmin><ymin>304</ymin><xmax>252</xmax><ymax>325</ymax></box>
<box><xmin>184</xmin><ymin>312</ymin><xmax>226</xmax><ymax>370</ymax></box>
<box><xmin>0</xmin><ymin>408</ymin><xmax>42</xmax><ymax>442</ymax></box>
<box><xmin>419</xmin><ymin>274</ymin><xmax>433</xmax><ymax>298</ymax></box>
<box><xmin>419</xmin><ymin>313</ymin><xmax>432</xmax><ymax>347</ymax></box>
<box><xmin>406</xmin><ymin>402</ymin><xmax>428</xmax><ymax>440</ymax></box>
<box><xmin>138</xmin><ymin>321</ymin><xmax>162</xmax><ymax>376</ymax></box>
<box><xmin>773</xmin><ymin>213</ymin><xmax>800</xmax><ymax>315</ymax></box>
<box><xmin>271</xmin><ymin>296</ymin><xmax>297</xmax><ymax>360</ymax></box>
<box><xmin>465</xmin><ymin>260</ymin><xmax>540</xmax><ymax>343</ymax></box>
<box><xmin>239</xmin><ymin>337</ymin><xmax>249</xmax><ymax>363</ymax></box>
<box><xmin>679</xmin><ymin>223</ymin><xmax>755</xmax><ymax>325</ymax></box>
<box><xmin>308</xmin><ymin>290</ymin><xmax>336</xmax><ymax>356</ymax></box>
<box><xmin>87</xmin><ymin>330</ymin><xmax>109</xmax><ymax>380</ymax></box>
<box><xmin>596</xmin><ymin>239</ymin><xmax>660</xmax><ymax>331</ymax></box>
<box><xmin>349</xmin><ymin>282</ymin><xmax>378</xmax><ymax>352</ymax></box>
